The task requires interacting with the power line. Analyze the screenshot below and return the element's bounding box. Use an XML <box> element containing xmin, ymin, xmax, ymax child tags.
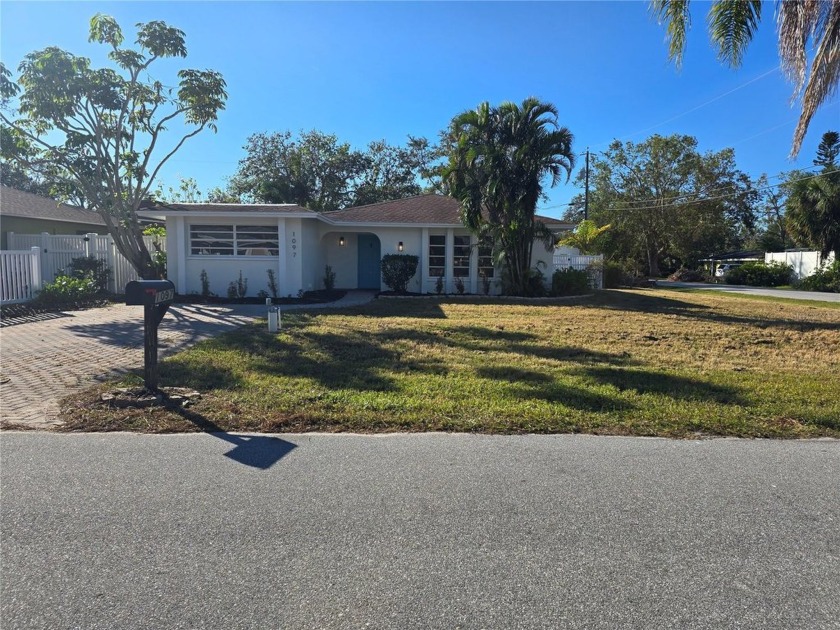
<box><xmin>594</xmin><ymin>170</ymin><xmax>830</xmax><ymax>214</ymax></box>
<box><xmin>594</xmin><ymin>164</ymin><xmax>822</xmax><ymax>209</ymax></box>
<box><xmin>540</xmin><ymin>162</ymin><xmax>821</xmax><ymax>213</ymax></box>
<box><xmin>589</xmin><ymin>65</ymin><xmax>782</xmax><ymax>150</ymax></box>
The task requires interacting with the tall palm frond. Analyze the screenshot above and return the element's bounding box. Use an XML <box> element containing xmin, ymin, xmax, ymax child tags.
<box><xmin>783</xmin><ymin>0</ymin><xmax>840</xmax><ymax>156</ymax></box>
<box><xmin>651</xmin><ymin>0</ymin><xmax>840</xmax><ymax>157</ymax></box>
<box><xmin>650</xmin><ymin>0</ymin><xmax>692</xmax><ymax>67</ymax></box>
<box><xmin>708</xmin><ymin>0</ymin><xmax>762</xmax><ymax>66</ymax></box>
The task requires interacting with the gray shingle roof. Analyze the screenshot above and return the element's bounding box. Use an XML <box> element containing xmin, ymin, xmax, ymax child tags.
<box><xmin>0</xmin><ymin>186</ymin><xmax>105</xmax><ymax>225</ymax></box>
<box><xmin>322</xmin><ymin>194</ymin><xmax>573</xmax><ymax>227</ymax></box>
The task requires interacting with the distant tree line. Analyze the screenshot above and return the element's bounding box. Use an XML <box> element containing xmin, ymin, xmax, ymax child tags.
<box><xmin>562</xmin><ymin>131</ymin><xmax>839</xmax><ymax>276</ymax></box>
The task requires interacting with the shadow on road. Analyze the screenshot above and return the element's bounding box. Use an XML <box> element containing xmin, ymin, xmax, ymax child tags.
<box><xmin>170</xmin><ymin>403</ymin><xmax>297</xmax><ymax>470</ymax></box>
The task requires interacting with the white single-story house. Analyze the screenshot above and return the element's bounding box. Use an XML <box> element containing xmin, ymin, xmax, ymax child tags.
<box><xmin>139</xmin><ymin>194</ymin><xmax>575</xmax><ymax>296</ymax></box>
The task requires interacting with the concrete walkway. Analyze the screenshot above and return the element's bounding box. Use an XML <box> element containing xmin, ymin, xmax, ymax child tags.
<box><xmin>0</xmin><ymin>291</ymin><xmax>376</xmax><ymax>428</ymax></box>
<box><xmin>657</xmin><ymin>280</ymin><xmax>840</xmax><ymax>302</ymax></box>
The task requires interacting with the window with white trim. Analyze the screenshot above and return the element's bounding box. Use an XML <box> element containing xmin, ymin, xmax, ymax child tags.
<box><xmin>453</xmin><ymin>235</ymin><xmax>471</xmax><ymax>277</ymax></box>
<box><xmin>190</xmin><ymin>225</ymin><xmax>279</xmax><ymax>256</ymax></box>
<box><xmin>478</xmin><ymin>245</ymin><xmax>495</xmax><ymax>278</ymax></box>
<box><xmin>428</xmin><ymin>234</ymin><xmax>445</xmax><ymax>277</ymax></box>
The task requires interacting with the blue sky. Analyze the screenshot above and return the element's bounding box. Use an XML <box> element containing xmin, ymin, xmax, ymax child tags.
<box><xmin>2</xmin><ymin>1</ymin><xmax>838</xmax><ymax>218</ymax></box>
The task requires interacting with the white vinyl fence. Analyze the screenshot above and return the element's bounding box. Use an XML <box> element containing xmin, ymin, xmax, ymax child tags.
<box><xmin>553</xmin><ymin>253</ymin><xmax>604</xmax><ymax>289</ymax></box>
<box><xmin>765</xmin><ymin>250</ymin><xmax>835</xmax><ymax>280</ymax></box>
<box><xmin>2</xmin><ymin>232</ymin><xmax>165</xmax><ymax>304</ymax></box>
<box><xmin>0</xmin><ymin>248</ymin><xmax>42</xmax><ymax>304</ymax></box>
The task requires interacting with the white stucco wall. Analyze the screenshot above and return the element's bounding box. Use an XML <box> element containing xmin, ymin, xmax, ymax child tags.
<box><xmin>172</xmin><ymin>216</ymin><xmax>320</xmax><ymax>297</ymax></box>
<box><xmin>319</xmin><ymin>226</ymin><xmax>424</xmax><ymax>291</ymax></box>
<box><xmin>164</xmin><ymin>214</ymin><xmax>565</xmax><ymax>296</ymax></box>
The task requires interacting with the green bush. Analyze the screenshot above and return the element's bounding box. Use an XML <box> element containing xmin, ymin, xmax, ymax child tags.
<box><xmin>603</xmin><ymin>261</ymin><xmax>625</xmax><ymax>288</ymax></box>
<box><xmin>143</xmin><ymin>226</ymin><xmax>167</xmax><ymax>277</ymax></box>
<box><xmin>67</xmin><ymin>256</ymin><xmax>111</xmax><ymax>294</ymax></box>
<box><xmin>798</xmin><ymin>259</ymin><xmax>840</xmax><ymax>293</ymax></box>
<box><xmin>227</xmin><ymin>271</ymin><xmax>248</xmax><ymax>299</ymax></box>
<box><xmin>34</xmin><ymin>275</ymin><xmax>99</xmax><ymax>307</ymax></box>
<box><xmin>381</xmin><ymin>254</ymin><xmax>418</xmax><ymax>293</ymax></box>
<box><xmin>500</xmin><ymin>267</ymin><xmax>547</xmax><ymax>297</ymax></box>
<box><xmin>725</xmin><ymin>261</ymin><xmax>792</xmax><ymax>287</ymax></box>
<box><xmin>551</xmin><ymin>268</ymin><xmax>591</xmax><ymax>296</ymax></box>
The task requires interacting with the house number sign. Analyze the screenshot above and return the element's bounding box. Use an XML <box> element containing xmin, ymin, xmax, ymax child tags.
<box><xmin>291</xmin><ymin>231</ymin><xmax>297</xmax><ymax>257</ymax></box>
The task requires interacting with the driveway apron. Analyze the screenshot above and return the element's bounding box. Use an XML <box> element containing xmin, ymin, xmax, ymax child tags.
<box><xmin>0</xmin><ymin>291</ymin><xmax>375</xmax><ymax>428</ymax></box>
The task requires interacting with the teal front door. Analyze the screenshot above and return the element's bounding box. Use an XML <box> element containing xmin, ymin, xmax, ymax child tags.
<box><xmin>357</xmin><ymin>233</ymin><xmax>381</xmax><ymax>289</ymax></box>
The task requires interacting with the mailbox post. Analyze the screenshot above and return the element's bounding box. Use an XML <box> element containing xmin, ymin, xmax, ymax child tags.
<box><xmin>125</xmin><ymin>280</ymin><xmax>176</xmax><ymax>390</ymax></box>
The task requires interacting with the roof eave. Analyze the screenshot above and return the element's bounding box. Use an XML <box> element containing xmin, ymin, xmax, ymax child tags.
<box><xmin>137</xmin><ymin>210</ymin><xmax>319</xmax><ymax>220</ymax></box>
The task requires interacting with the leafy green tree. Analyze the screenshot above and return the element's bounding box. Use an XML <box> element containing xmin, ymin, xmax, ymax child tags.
<box><xmin>748</xmin><ymin>174</ymin><xmax>795</xmax><ymax>252</ymax></box>
<box><xmin>229</xmin><ymin>130</ymin><xmax>439</xmax><ymax>211</ymax></box>
<box><xmin>814</xmin><ymin>131</ymin><xmax>840</xmax><ymax>168</ymax></box>
<box><xmin>650</xmin><ymin>0</ymin><xmax>840</xmax><ymax>157</ymax></box>
<box><xmin>581</xmin><ymin>134</ymin><xmax>756</xmax><ymax>276</ymax></box>
<box><xmin>443</xmin><ymin>97</ymin><xmax>575</xmax><ymax>295</ymax></box>
<box><xmin>154</xmin><ymin>176</ymin><xmax>204</xmax><ymax>203</ymax></box>
<box><xmin>353</xmin><ymin>136</ymin><xmax>441</xmax><ymax>206</ymax></box>
<box><xmin>0</xmin><ymin>15</ymin><xmax>227</xmax><ymax>279</ymax></box>
<box><xmin>0</xmin><ymin>133</ymin><xmax>88</xmax><ymax>205</ymax></box>
<box><xmin>230</xmin><ymin>130</ymin><xmax>363</xmax><ymax>211</ymax></box>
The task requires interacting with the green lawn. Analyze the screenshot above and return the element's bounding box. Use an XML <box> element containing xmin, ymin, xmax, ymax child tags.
<box><xmin>59</xmin><ymin>289</ymin><xmax>840</xmax><ymax>438</ymax></box>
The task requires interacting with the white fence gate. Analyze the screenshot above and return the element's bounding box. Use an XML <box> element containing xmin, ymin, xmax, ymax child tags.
<box><xmin>2</xmin><ymin>232</ymin><xmax>165</xmax><ymax>303</ymax></box>
<box><xmin>0</xmin><ymin>248</ymin><xmax>42</xmax><ymax>304</ymax></box>
<box><xmin>553</xmin><ymin>253</ymin><xmax>604</xmax><ymax>289</ymax></box>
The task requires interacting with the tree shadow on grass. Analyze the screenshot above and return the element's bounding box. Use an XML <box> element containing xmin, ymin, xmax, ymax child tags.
<box><xmin>572</xmin><ymin>365</ymin><xmax>747</xmax><ymax>404</ymax></box>
<box><xmin>349</xmin><ymin>299</ymin><xmax>448</xmax><ymax>319</ymax></box>
<box><xmin>444</xmin><ymin>325</ymin><xmax>538</xmax><ymax>344</ymax></box>
<box><xmin>475</xmin><ymin>365</ymin><xmax>636</xmax><ymax>413</ymax></box>
<box><xmin>508</xmin><ymin>344</ymin><xmax>634</xmax><ymax>365</ymax></box>
<box><xmin>160</xmin><ymin>357</ymin><xmax>247</xmax><ymax>391</ymax></box>
<box><xmin>476</xmin><ymin>365</ymin><xmax>553</xmax><ymax>384</ymax></box>
<box><xmin>203</xmin><ymin>325</ymin><xmax>451</xmax><ymax>393</ymax></box>
<box><xmin>374</xmin><ymin>327</ymin><xmax>634</xmax><ymax>368</ymax></box>
<box><xmin>168</xmin><ymin>403</ymin><xmax>296</xmax><ymax>470</ymax></box>
<box><xmin>588</xmin><ymin>291</ymin><xmax>838</xmax><ymax>332</ymax></box>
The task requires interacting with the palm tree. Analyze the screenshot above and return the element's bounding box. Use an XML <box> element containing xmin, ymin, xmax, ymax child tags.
<box><xmin>559</xmin><ymin>219</ymin><xmax>612</xmax><ymax>254</ymax></box>
<box><xmin>443</xmin><ymin>98</ymin><xmax>575</xmax><ymax>295</ymax></box>
<box><xmin>786</xmin><ymin>166</ymin><xmax>840</xmax><ymax>258</ymax></box>
<box><xmin>650</xmin><ymin>0</ymin><xmax>840</xmax><ymax>157</ymax></box>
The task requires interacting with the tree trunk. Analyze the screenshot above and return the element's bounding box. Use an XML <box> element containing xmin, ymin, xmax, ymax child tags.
<box><xmin>647</xmin><ymin>246</ymin><xmax>660</xmax><ymax>278</ymax></box>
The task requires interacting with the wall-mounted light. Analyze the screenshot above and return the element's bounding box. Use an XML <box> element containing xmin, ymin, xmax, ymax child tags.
<box><xmin>398</xmin><ymin>241</ymin><xmax>404</xmax><ymax>252</ymax></box>
<box><xmin>339</xmin><ymin>236</ymin><xmax>345</xmax><ymax>246</ymax></box>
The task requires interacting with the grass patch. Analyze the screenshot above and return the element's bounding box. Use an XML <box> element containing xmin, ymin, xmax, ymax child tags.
<box><xmin>665</xmin><ymin>288</ymin><xmax>840</xmax><ymax>309</ymax></box>
<box><xmin>58</xmin><ymin>289</ymin><xmax>840</xmax><ymax>438</ymax></box>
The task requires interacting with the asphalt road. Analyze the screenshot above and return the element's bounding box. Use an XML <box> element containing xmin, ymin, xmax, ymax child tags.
<box><xmin>657</xmin><ymin>280</ymin><xmax>840</xmax><ymax>302</ymax></box>
<box><xmin>1</xmin><ymin>433</ymin><xmax>838</xmax><ymax>629</ymax></box>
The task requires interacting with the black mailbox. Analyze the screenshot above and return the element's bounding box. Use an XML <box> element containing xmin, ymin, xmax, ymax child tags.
<box><xmin>125</xmin><ymin>279</ymin><xmax>176</xmax><ymax>391</ymax></box>
<box><xmin>125</xmin><ymin>280</ymin><xmax>176</xmax><ymax>306</ymax></box>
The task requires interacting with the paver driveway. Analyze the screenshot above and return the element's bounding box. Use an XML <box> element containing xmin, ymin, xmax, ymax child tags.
<box><xmin>0</xmin><ymin>292</ymin><xmax>375</xmax><ymax>428</ymax></box>
<box><xmin>0</xmin><ymin>303</ymin><xmax>263</xmax><ymax>427</ymax></box>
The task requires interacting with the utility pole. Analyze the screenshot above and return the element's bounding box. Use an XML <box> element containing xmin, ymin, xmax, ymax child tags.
<box><xmin>584</xmin><ymin>148</ymin><xmax>590</xmax><ymax>220</ymax></box>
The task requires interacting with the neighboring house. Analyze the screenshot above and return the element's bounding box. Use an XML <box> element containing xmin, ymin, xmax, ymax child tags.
<box><xmin>765</xmin><ymin>249</ymin><xmax>836</xmax><ymax>280</ymax></box>
<box><xmin>700</xmin><ymin>250</ymin><xmax>765</xmax><ymax>277</ymax></box>
<box><xmin>0</xmin><ymin>185</ymin><xmax>106</xmax><ymax>249</ymax></box>
<box><xmin>139</xmin><ymin>194</ymin><xmax>574</xmax><ymax>296</ymax></box>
